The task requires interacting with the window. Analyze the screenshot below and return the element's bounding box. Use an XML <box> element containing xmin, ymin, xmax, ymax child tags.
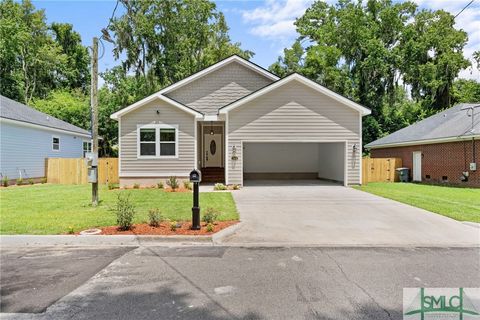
<box><xmin>83</xmin><ymin>141</ymin><xmax>92</xmax><ymax>157</ymax></box>
<box><xmin>137</xmin><ymin>124</ymin><xmax>178</xmax><ymax>158</ymax></box>
<box><xmin>52</xmin><ymin>136</ymin><xmax>60</xmax><ymax>151</ymax></box>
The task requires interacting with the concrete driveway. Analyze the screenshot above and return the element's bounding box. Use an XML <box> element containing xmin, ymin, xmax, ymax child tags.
<box><xmin>222</xmin><ymin>180</ymin><xmax>480</xmax><ymax>246</ymax></box>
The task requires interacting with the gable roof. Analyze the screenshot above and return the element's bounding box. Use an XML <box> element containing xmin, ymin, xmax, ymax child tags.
<box><xmin>111</xmin><ymin>55</ymin><xmax>278</xmax><ymax>120</ymax></box>
<box><xmin>0</xmin><ymin>95</ymin><xmax>90</xmax><ymax>137</ymax></box>
<box><xmin>110</xmin><ymin>93</ymin><xmax>203</xmax><ymax>120</ymax></box>
<box><xmin>365</xmin><ymin>103</ymin><xmax>480</xmax><ymax>149</ymax></box>
<box><xmin>218</xmin><ymin>73</ymin><xmax>371</xmax><ymax>116</ymax></box>
<box><xmin>158</xmin><ymin>55</ymin><xmax>279</xmax><ymax>95</ymax></box>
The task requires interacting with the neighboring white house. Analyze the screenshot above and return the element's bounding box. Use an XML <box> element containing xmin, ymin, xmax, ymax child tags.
<box><xmin>111</xmin><ymin>55</ymin><xmax>371</xmax><ymax>187</ymax></box>
<box><xmin>0</xmin><ymin>95</ymin><xmax>91</xmax><ymax>180</ymax></box>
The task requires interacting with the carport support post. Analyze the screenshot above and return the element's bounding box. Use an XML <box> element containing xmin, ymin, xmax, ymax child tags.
<box><xmin>191</xmin><ymin>182</ymin><xmax>201</xmax><ymax>230</ymax></box>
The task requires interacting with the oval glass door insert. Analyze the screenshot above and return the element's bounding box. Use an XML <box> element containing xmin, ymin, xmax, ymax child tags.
<box><xmin>210</xmin><ymin>140</ymin><xmax>216</xmax><ymax>155</ymax></box>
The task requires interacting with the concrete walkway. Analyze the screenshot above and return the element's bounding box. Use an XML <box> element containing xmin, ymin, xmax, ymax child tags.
<box><xmin>222</xmin><ymin>180</ymin><xmax>480</xmax><ymax>247</ymax></box>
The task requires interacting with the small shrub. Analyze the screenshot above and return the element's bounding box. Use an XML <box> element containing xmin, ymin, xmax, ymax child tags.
<box><xmin>202</xmin><ymin>207</ymin><xmax>220</xmax><ymax>224</ymax></box>
<box><xmin>28</xmin><ymin>178</ymin><xmax>34</xmax><ymax>185</ymax></box>
<box><xmin>232</xmin><ymin>184</ymin><xmax>241</xmax><ymax>190</ymax></box>
<box><xmin>115</xmin><ymin>193</ymin><xmax>135</xmax><ymax>230</ymax></box>
<box><xmin>157</xmin><ymin>181</ymin><xmax>164</xmax><ymax>189</ymax></box>
<box><xmin>133</xmin><ymin>183</ymin><xmax>140</xmax><ymax>189</ymax></box>
<box><xmin>206</xmin><ymin>223</ymin><xmax>214</xmax><ymax>232</ymax></box>
<box><xmin>214</xmin><ymin>183</ymin><xmax>227</xmax><ymax>191</ymax></box>
<box><xmin>148</xmin><ymin>208</ymin><xmax>162</xmax><ymax>227</ymax></box>
<box><xmin>170</xmin><ymin>220</ymin><xmax>178</xmax><ymax>231</ymax></box>
<box><xmin>67</xmin><ymin>226</ymin><xmax>75</xmax><ymax>234</ymax></box>
<box><xmin>107</xmin><ymin>182</ymin><xmax>118</xmax><ymax>190</ymax></box>
<box><xmin>183</xmin><ymin>180</ymin><xmax>192</xmax><ymax>190</ymax></box>
<box><xmin>16</xmin><ymin>178</ymin><xmax>23</xmax><ymax>185</ymax></box>
<box><xmin>40</xmin><ymin>177</ymin><xmax>47</xmax><ymax>184</ymax></box>
<box><xmin>166</xmin><ymin>176</ymin><xmax>179</xmax><ymax>191</ymax></box>
<box><xmin>2</xmin><ymin>176</ymin><xmax>8</xmax><ymax>187</ymax></box>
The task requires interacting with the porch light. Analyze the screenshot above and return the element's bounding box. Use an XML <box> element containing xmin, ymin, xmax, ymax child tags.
<box><xmin>209</xmin><ymin>121</ymin><xmax>214</xmax><ymax>135</ymax></box>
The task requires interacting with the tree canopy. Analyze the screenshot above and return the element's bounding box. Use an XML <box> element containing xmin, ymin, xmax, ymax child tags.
<box><xmin>0</xmin><ymin>0</ymin><xmax>89</xmax><ymax>104</ymax></box>
<box><xmin>270</xmin><ymin>0</ymin><xmax>474</xmax><ymax>145</ymax></box>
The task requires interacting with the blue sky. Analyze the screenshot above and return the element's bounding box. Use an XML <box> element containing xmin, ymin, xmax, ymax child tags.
<box><xmin>33</xmin><ymin>0</ymin><xmax>479</xmax><ymax>81</ymax></box>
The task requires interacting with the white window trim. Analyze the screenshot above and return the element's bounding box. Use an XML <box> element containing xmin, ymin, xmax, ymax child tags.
<box><xmin>83</xmin><ymin>140</ymin><xmax>92</xmax><ymax>157</ymax></box>
<box><xmin>137</xmin><ymin>124</ymin><xmax>179</xmax><ymax>159</ymax></box>
<box><xmin>52</xmin><ymin>135</ymin><xmax>60</xmax><ymax>152</ymax></box>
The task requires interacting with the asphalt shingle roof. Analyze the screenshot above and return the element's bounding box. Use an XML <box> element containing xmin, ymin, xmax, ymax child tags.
<box><xmin>0</xmin><ymin>95</ymin><xmax>90</xmax><ymax>136</ymax></box>
<box><xmin>366</xmin><ymin>103</ymin><xmax>480</xmax><ymax>148</ymax></box>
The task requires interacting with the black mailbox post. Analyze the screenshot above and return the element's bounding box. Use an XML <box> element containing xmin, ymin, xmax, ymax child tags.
<box><xmin>189</xmin><ymin>169</ymin><xmax>201</xmax><ymax>230</ymax></box>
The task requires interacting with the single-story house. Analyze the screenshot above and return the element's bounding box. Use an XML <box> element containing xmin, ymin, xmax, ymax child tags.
<box><xmin>111</xmin><ymin>55</ymin><xmax>371</xmax><ymax>187</ymax></box>
<box><xmin>0</xmin><ymin>95</ymin><xmax>91</xmax><ymax>180</ymax></box>
<box><xmin>366</xmin><ymin>103</ymin><xmax>479</xmax><ymax>187</ymax></box>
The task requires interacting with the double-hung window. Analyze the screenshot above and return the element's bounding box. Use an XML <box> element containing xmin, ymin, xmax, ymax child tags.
<box><xmin>138</xmin><ymin>124</ymin><xmax>178</xmax><ymax>158</ymax></box>
<box><xmin>83</xmin><ymin>141</ymin><xmax>92</xmax><ymax>157</ymax></box>
<box><xmin>52</xmin><ymin>136</ymin><xmax>60</xmax><ymax>151</ymax></box>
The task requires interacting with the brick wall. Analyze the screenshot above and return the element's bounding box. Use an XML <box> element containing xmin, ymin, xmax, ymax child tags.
<box><xmin>370</xmin><ymin>139</ymin><xmax>479</xmax><ymax>187</ymax></box>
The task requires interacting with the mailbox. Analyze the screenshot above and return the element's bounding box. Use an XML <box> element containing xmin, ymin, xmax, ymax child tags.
<box><xmin>189</xmin><ymin>169</ymin><xmax>201</xmax><ymax>183</ymax></box>
<box><xmin>189</xmin><ymin>169</ymin><xmax>201</xmax><ymax>230</ymax></box>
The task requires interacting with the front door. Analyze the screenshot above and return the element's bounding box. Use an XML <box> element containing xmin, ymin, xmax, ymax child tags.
<box><xmin>412</xmin><ymin>151</ymin><xmax>422</xmax><ymax>182</ymax></box>
<box><xmin>204</xmin><ymin>134</ymin><xmax>222</xmax><ymax>167</ymax></box>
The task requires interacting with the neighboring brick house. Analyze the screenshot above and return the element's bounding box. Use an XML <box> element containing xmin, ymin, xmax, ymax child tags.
<box><xmin>365</xmin><ymin>103</ymin><xmax>479</xmax><ymax>187</ymax></box>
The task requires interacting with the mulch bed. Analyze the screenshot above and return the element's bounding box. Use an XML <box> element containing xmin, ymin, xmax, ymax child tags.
<box><xmin>97</xmin><ymin>220</ymin><xmax>238</xmax><ymax>235</ymax></box>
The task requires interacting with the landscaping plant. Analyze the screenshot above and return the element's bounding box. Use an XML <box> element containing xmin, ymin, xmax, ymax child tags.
<box><xmin>28</xmin><ymin>178</ymin><xmax>34</xmax><ymax>185</ymax></box>
<box><xmin>166</xmin><ymin>176</ymin><xmax>179</xmax><ymax>191</ymax></box>
<box><xmin>170</xmin><ymin>220</ymin><xmax>178</xmax><ymax>231</ymax></box>
<box><xmin>40</xmin><ymin>177</ymin><xmax>47</xmax><ymax>184</ymax></box>
<box><xmin>115</xmin><ymin>193</ymin><xmax>136</xmax><ymax>230</ymax></box>
<box><xmin>16</xmin><ymin>178</ymin><xmax>23</xmax><ymax>185</ymax></box>
<box><xmin>107</xmin><ymin>182</ymin><xmax>118</xmax><ymax>190</ymax></box>
<box><xmin>232</xmin><ymin>184</ymin><xmax>241</xmax><ymax>190</ymax></box>
<box><xmin>148</xmin><ymin>208</ymin><xmax>162</xmax><ymax>227</ymax></box>
<box><xmin>202</xmin><ymin>207</ymin><xmax>220</xmax><ymax>224</ymax></box>
<box><xmin>157</xmin><ymin>181</ymin><xmax>164</xmax><ymax>189</ymax></box>
<box><xmin>2</xmin><ymin>176</ymin><xmax>8</xmax><ymax>187</ymax></box>
<box><xmin>214</xmin><ymin>183</ymin><xmax>227</xmax><ymax>191</ymax></box>
<box><xmin>183</xmin><ymin>181</ymin><xmax>192</xmax><ymax>190</ymax></box>
<box><xmin>133</xmin><ymin>183</ymin><xmax>140</xmax><ymax>189</ymax></box>
<box><xmin>206</xmin><ymin>223</ymin><xmax>214</xmax><ymax>232</ymax></box>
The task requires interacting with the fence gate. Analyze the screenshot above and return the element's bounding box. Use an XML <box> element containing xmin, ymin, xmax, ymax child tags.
<box><xmin>46</xmin><ymin>158</ymin><xmax>119</xmax><ymax>184</ymax></box>
<box><xmin>362</xmin><ymin>157</ymin><xmax>402</xmax><ymax>184</ymax></box>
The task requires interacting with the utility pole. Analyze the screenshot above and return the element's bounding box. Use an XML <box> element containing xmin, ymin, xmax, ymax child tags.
<box><xmin>91</xmin><ymin>37</ymin><xmax>99</xmax><ymax>206</ymax></box>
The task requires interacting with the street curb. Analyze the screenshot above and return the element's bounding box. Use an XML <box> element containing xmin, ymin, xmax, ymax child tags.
<box><xmin>212</xmin><ymin>222</ymin><xmax>243</xmax><ymax>244</ymax></box>
<box><xmin>0</xmin><ymin>223</ymin><xmax>243</xmax><ymax>247</ymax></box>
<box><xmin>0</xmin><ymin>234</ymin><xmax>213</xmax><ymax>247</ymax></box>
<box><xmin>462</xmin><ymin>222</ymin><xmax>480</xmax><ymax>229</ymax></box>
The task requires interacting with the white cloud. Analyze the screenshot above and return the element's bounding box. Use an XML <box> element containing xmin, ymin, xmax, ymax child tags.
<box><xmin>241</xmin><ymin>0</ymin><xmax>313</xmax><ymax>39</ymax></box>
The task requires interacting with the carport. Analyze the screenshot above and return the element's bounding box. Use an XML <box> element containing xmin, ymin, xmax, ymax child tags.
<box><xmin>242</xmin><ymin>141</ymin><xmax>346</xmax><ymax>185</ymax></box>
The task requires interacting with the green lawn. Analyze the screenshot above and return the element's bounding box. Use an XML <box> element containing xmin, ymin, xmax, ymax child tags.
<box><xmin>0</xmin><ymin>184</ymin><xmax>238</xmax><ymax>235</ymax></box>
<box><xmin>354</xmin><ymin>182</ymin><xmax>480</xmax><ymax>222</ymax></box>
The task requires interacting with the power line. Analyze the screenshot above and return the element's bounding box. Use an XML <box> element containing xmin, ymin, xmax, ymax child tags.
<box><xmin>454</xmin><ymin>0</ymin><xmax>475</xmax><ymax>18</ymax></box>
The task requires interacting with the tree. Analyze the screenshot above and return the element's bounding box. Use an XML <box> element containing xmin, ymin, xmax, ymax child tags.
<box><xmin>271</xmin><ymin>0</ymin><xmax>471</xmax><ymax>144</ymax></box>
<box><xmin>108</xmin><ymin>0</ymin><xmax>253</xmax><ymax>91</ymax></box>
<box><xmin>0</xmin><ymin>0</ymin><xmax>89</xmax><ymax>104</ymax></box>
<box><xmin>452</xmin><ymin>79</ymin><xmax>480</xmax><ymax>104</ymax></box>
<box><xmin>50</xmin><ymin>22</ymin><xmax>90</xmax><ymax>91</ymax></box>
<box><xmin>32</xmin><ymin>89</ymin><xmax>90</xmax><ymax>130</ymax></box>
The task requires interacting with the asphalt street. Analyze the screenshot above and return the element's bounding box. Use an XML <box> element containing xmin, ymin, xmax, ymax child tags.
<box><xmin>1</xmin><ymin>246</ymin><xmax>479</xmax><ymax>320</ymax></box>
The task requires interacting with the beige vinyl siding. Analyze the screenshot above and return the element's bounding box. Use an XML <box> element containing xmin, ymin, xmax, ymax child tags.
<box><xmin>119</xmin><ymin>99</ymin><xmax>195</xmax><ymax>177</ymax></box>
<box><xmin>227</xmin><ymin>81</ymin><xmax>361</xmax><ymax>185</ymax></box>
<box><xmin>165</xmin><ymin>61</ymin><xmax>273</xmax><ymax>115</ymax></box>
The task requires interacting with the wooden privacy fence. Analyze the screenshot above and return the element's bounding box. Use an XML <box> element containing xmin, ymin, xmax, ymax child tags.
<box><xmin>46</xmin><ymin>158</ymin><xmax>119</xmax><ymax>184</ymax></box>
<box><xmin>362</xmin><ymin>157</ymin><xmax>402</xmax><ymax>184</ymax></box>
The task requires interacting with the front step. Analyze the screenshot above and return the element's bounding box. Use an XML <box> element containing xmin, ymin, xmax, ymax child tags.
<box><xmin>200</xmin><ymin>167</ymin><xmax>225</xmax><ymax>183</ymax></box>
